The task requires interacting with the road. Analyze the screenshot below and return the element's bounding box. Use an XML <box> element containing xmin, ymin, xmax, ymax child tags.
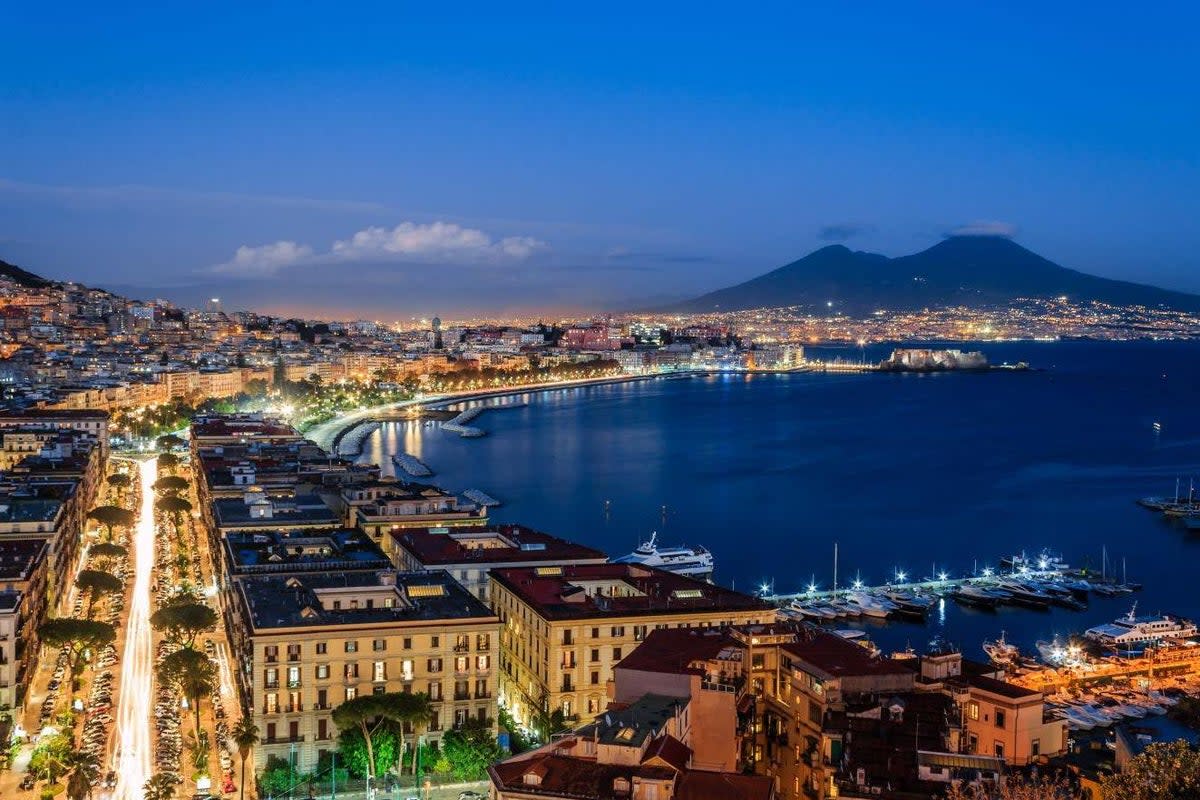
<box><xmin>112</xmin><ymin>457</ymin><xmax>158</xmax><ymax>800</ymax></box>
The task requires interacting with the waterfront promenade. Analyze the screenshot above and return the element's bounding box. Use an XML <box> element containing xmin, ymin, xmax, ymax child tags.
<box><xmin>304</xmin><ymin>372</ymin><xmax>671</xmax><ymax>452</ymax></box>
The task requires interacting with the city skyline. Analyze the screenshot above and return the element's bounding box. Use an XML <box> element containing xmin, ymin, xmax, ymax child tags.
<box><xmin>3</xmin><ymin>4</ymin><xmax>1199</xmax><ymax>317</ymax></box>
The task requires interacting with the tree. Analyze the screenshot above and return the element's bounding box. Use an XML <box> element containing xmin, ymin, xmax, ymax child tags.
<box><xmin>155</xmin><ymin>495</ymin><xmax>192</xmax><ymax>529</ymax></box>
<box><xmin>157</xmin><ymin>452</ymin><xmax>181</xmax><ymax>474</ymax></box>
<box><xmin>331</xmin><ymin>693</ymin><xmax>409</xmax><ymax>787</ymax></box>
<box><xmin>945</xmin><ymin>774</ymin><xmax>1084</xmax><ymax>798</ymax></box>
<box><xmin>441</xmin><ymin>717</ymin><xmax>504</xmax><ymax>781</ymax></box>
<box><xmin>150</xmin><ymin>601</ymin><xmax>217</xmax><ymax>648</ymax></box>
<box><xmin>74</xmin><ymin>570</ymin><xmax>123</xmax><ymax>619</ymax></box>
<box><xmin>335</xmin><ymin>725</ymin><xmax>401</xmax><ymax>780</ymax></box>
<box><xmin>28</xmin><ymin>732</ymin><xmax>72</xmax><ymax>784</ymax></box>
<box><xmin>88</xmin><ymin>542</ymin><xmax>127</xmax><ymax>571</ymax></box>
<box><xmin>232</xmin><ymin>716</ymin><xmax>260</xmax><ymax>800</ymax></box>
<box><xmin>395</xmin><ymin>691</ymin><xmax>434</xmax><ymax>778</ymax></box>
<box><xmin>37</xmin><ymin>619</ymin><xmax>116</xmax><ymax>698</ymax></box>
<box><xmin>87</xmin><ymin>505</ymin><xmax>136</xmax><ymax>542</ymax></box>
<box><xmin>153</xmin><ymin>475</ymin><xmax>189</xmax><ymax>495</ymax></box>
<box><xmin>156</xmin><ymin>647</ymin><xmax>216</xmax><ymax>738</ymax></box>
<box><xmin>1100</xmin><ymin>739</ymin><xmax>1200</xmax><ymax>799</ymax></box>
<box><xmin>106</xmin><ymin>471</ymin><xmax>132</xmax><ymax>500</ymax></box>
<box><xmin>156</xmin><ymin>434</ymin><xmax>186</xmax><ymax>451</ymax></box>
<box><xmin>65</xmin><ymin>751</ymin><xmax>101</xmax><ymax>800</ymax></box>
<box><xmin>143</xmin><ymin>773</ymin><xmax>180</xmax><ymax>800</ymax></box>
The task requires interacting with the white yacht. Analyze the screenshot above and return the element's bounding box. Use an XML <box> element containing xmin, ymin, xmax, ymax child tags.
<box><xmin>613</xmin><ymin>531</ymin><xmax>714</xmax><ymax>581</ymax></box>
<box><xmin>1084</xmin><ymin>603</ymin><xmax>1198</xmax><ymax>649</ymax></box>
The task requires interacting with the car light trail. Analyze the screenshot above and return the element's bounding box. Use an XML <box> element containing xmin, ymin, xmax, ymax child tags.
<box><xmin>113</xmin><ymin>457</ymin><xmax>157</xmax><ymax>800</ymax></box>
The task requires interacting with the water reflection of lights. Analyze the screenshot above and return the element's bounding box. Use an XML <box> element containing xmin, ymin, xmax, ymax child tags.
<box><xmin>113</xmin><ymin>457</ymin><xmax>157</xmax><ymax>800</ymax></box>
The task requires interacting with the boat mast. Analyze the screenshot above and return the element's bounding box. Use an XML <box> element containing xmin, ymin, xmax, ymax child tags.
<box><xmin>832</xmin><ymin>543</ymin><xmax>839</xmax><ymax>596</ymax></box>
<box><xmin>1102</xmin><ymin>545</ymin><xmax>1107</xmax><ymax>582</ymax></box>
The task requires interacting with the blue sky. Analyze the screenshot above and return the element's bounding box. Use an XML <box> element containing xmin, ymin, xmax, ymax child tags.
<box><xmin>1</xmin><ymin>3</ymin><xmax>1197</xmax><ymax>318</ymax></box>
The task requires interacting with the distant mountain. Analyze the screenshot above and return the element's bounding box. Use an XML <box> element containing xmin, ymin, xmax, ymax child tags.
<box><xmin>669</xmin><ymin>236</ymin><xmax>1200</xmax><ymax>314</ymax></box>
<box><xmin>0</xmin><ymin>258</ymin><xmax>54</xmax><ymax>289</ymax></box>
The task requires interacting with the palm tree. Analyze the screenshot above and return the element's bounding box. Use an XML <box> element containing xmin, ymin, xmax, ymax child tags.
<box><xmin>66</xmin><ymin>751</ymin><xmax>101</xmax><ymax>800</ymax></box>
<box><xmin>143</xmin><ymin>773</ymin><xmax>180</xmax><ymax>800</ymax></box>
<box><xmin>232</xmin><ymin>716</ymin><xmax>260</xmax><ymax>800</ymax></box>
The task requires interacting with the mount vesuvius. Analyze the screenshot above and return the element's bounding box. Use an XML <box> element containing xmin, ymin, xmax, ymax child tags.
<box><xmin>669</xmin><ymin>236</ymin><xmax>1200</xmax><ymax>314</ymax></box>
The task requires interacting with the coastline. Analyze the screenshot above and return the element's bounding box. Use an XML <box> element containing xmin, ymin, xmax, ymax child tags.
<box><xmin>306</xmin><ymin>371</ymin><xmax>681</xmax><ymax>453</ymax></box>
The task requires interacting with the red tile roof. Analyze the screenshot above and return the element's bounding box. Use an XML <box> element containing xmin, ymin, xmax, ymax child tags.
<box><xmin>392</xmin><ymin>523</ymin><xmax>607</xmax><ymax>566</ymax></box>
<box><xmin>490</xmin><ymin>563</ymin><xmax>772</xmax><ymax>621</ymax></box>
<box><xmin>615</xmin><ymin>627</ymin><xmax>740</xmax><ymax>677</ymax></box>
<box><xmin>783</xmin><ymin>628</ymin><xmax>915</xmax><ymax>679</ymax></box>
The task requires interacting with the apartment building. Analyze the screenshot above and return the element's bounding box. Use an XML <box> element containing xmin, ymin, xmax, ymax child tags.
<box><xmin>0</xmin><ymin>409</ymin><xmax>109</xmax><ymax>455</ymax></box>
<box><xmin>0</xmin><ymin>538</ymin><xmax>50</xmax><ymax>714</ymax></box>
<box><xmin>388</xmin><ymin>523</ymin><xmax>607</xmax><ymax>602</ymax></box>
<box><xmin>341</xmin><ymin>478</ymin><xmax>487</xmax><ymax>543</ymax></box>
<box><xmin>960</xmin><ymin>673</ymin><xmax>1067</xmax><ymax>765</ymax></box>
<box><xmin>229</xmin><ymin>569</ymin><xmax>501</xmax><ymax>773</ymax></box>
<box><xmin>488</xmin><ymin>564</ymin><xmax>772</xmax><ymax>731</ymax></box>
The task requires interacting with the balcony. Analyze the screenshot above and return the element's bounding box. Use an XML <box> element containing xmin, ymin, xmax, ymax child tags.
<box><xmin>454</xmin><ymin>643</ymin><xmax>470</xmax><ymax>654</ymax></box>
<box><xmin>474</xmin><ymin>691</ymin><xmax>492</xmax><ymax>700</ymax></box>
<box><xmin>453</xmin><ymin>692</ymin><xmax>471</xmax><ymax>701</ymax></box>
<box><xmin>285</xmin><ymin>704</ymin><xmax>304</xmax><ymax>713</ymax></box>
<box><xmin>476</xmin><ymin>642</ymin><xmax>491</xmax><ymax>652</ymax></box>
<box><xmin>264</xmin><ymin>734</ymin><xmax>306</xmax><ymax>745</ymax></box>
<box><xmin>286</xmin><ymin>679</ymin><xmax>302</xmax><ymax>689</ymax></box>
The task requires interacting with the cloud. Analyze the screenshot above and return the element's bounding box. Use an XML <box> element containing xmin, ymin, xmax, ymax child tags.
<box><xmin>946</xmin><ymin>220</ymin><xmax>1018</xmax><ymax>238</ymax></box>
<box><xmin>211</xmin><ymin>241</ymin><xmax>315</xmax><ymax>277</ymax></box>
<box><xmin>332</xmin><ymin>222</ymin><xmax>547</xmax><ymax>262</ymax></box>
<box><xmin>817</xmin><ymin>222</ymin><xmax>876</xmax><ymax>242</ymax></box>
<box><xmin>210</xmin><ymin>221</ymin><xmax>548</xmax><ymax>279</ymax></box>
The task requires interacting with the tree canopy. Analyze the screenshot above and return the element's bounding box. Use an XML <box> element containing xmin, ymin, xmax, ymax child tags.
<box><xmin>441</xmin><ymin>717</ymin><xmax>504</xmax><ymax>781</ymax></box>
<box><xmin>36</xmin><ymin>618</ymin><xmax>116</xmax><ymax>696</ymax></box>
<box><xmin>75</xmin><ymin>569</ymin><xmax>123</xmax><ymax>618</ymax></box>
<box><xmin>150</xmin><ymin>602</ymin><xmax>217</xmax><ymax>648</ymax></box>
<box><xmin>87</xmin><ymin>505</ymin><xmax>136</xmax><ymax>540</ymax></box>
<box><xmin>1101</xmin><ymin>739</ymin><xmax>1200</xmax><ymax>799</ymax></box>
<box><xmin>153</xmin><ymin>475</ymin><xmax>189</xmax><ymax>495</ymax></box>
<box><xmin>156</xmin><ymin>433</ymin><xmax>186</xmax><ymax>451</ymax></box>
<box><xmin>156</xmin><ymin>452</ymin><xmax>181</xmax><ymax>473</ymax></box>
<box><xmin>157</xmin><ymin>647</ymin><xmax>217</xmax><ymax>738</ymax></box>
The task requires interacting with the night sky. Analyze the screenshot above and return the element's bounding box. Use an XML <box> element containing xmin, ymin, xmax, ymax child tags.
<box><xmin>2</xmin><ymin>3</ymin><xmax>1197</xmax><ymax>318</ymax></box>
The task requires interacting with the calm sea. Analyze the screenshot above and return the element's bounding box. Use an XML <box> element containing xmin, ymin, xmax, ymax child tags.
<box><xmin>358</xmin><ymin>340</ymin><xmax>1200</xmax><ymax>658</ymax></box>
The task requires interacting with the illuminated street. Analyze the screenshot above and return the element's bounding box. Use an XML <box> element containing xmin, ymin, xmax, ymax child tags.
<box><xmin>112</xmin><ymin>457</ymin><xmax>158</xmax><ymax>800</ymax></box>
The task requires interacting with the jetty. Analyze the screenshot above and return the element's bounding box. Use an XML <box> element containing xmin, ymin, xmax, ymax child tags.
<box><xmin>463</xmin><ymin>488</ymin><xmax>502</xmax><ymax>507</ymax></box>
<box><xmin>442</xmin><ymin>406</ymin><xmax>487</xmax><ymax>438</ymax></box>
<box><xmin>392</xmin><ymin>452</ymin><xmax>433</xmax><ymax>477</ymax></box>
<box><xmin>335</xmin><ymin>421</ymin><xmax>379</xmax><ymax>457</ymax></box>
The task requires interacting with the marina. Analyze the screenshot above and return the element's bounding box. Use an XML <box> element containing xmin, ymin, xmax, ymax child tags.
<box><xmin>768</xmin><ymin>545</ymin><xmax>1147</xmax><ymax>629</ymax></box>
